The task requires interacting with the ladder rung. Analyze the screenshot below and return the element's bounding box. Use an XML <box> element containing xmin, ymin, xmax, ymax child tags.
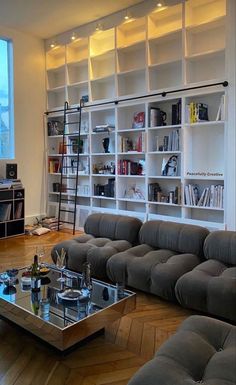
<box><xmin>63</xmin><ymin>132</ymin><xmax>80</xmax><ymax>136</ymax></box>
<box><xmin>59</xmin><ymin>220</ymin><xmax>75</xmax><ymax>224</ymax></box>
<box><xmin>65</xmin><ymin>121</ymin><xmax>80</xmax><ymax>125</ymax></box>
<box><xmin>59</xmin><ymin>209</ymin><xmax>74</xmax><ymax>213</ymax></box>
<box><xmin>65</xmin><ymin>110</ymin><xmax>80</xmax><ymax>115</ymax></box>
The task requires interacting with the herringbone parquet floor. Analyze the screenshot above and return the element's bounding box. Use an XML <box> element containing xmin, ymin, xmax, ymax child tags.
<box><xmin>0</xmin><ymin>230</ymin><xmax>194</xmax><ymax>385</ymax></box>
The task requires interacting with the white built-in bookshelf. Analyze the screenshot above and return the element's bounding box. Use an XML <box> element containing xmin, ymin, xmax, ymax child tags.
<box><xmin>45</xmin><ymin>0</ymin><xmax>229</xmax><ymax>230</ymax></box>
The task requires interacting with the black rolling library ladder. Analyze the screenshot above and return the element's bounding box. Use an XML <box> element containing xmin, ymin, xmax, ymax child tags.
<box><xmin>57</xmin><ymin>99</ymin><xmax>84</xmax><ymax>234</ymax></box>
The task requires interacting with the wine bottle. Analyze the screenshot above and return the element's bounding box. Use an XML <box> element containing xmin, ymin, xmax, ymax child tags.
<box><xmin>31</xmin><ymin>254</ymin><xmax>41</xmax><ymax>291</ymax></box>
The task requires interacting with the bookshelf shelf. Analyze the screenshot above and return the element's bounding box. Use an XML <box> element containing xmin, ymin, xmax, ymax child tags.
<box><xmin>117</xmin><ymin>17</ymin><xmax>146</xmax><ymax>48</ymax></box>
<box><xmin>148</xmin><ymin>176</ymin><xmax>181</xmax><ymax>180</ymax></box>
<box><xmin>185</xmin><ymin>48</ymin><xmax>225</xmax><ymax>62</ymax></box>
<box><xmin>90</xmin><ymin>28</ymin><xmax>115</xmax><ymax>57</ymax></box>
<box><xmin>148</xmin><ymin>201</ymin><xmax>181</xmax><ymax>207</ymax></box>
<box><xmin>45</xmin><ymin>0</ymin><xmax>228</xmax><ymax>230</ymax></box>
<box><xmin>67</xmin><ymin>59</ymin><xmax>88</xmax><ymax>85</ymax></box>
<box><xmin>148</xmin><ymin>4</ymin><xmax>182</xmax><ymax>39</ymax></box>
<box><xmin>185</xmin><ymin>0</ymin><xmax>226</xmax><ymax>28</ymax></box>
<box><xmin>0</xmin><ymin>188</ymin><xmax>25</xmax><ymax>239</ymax></box>
<box><xmin>67</xmin><ymin>38</ymin><xmax>88</xmax><ymax>62</ymax></box>
<box><xmin>184</xmin><ymin>205</ymin><xmax>224</xmax><ymax>211</ymax></box>
<box><xmin>92</xmin><ymin>196</ymin><xmax>115</xmax><ymax>200</ymax></box>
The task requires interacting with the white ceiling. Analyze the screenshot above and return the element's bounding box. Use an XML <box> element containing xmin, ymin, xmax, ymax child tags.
<box><xmin>0</xmin><ymin>0</ymin><xmax>145</xmax><ymax>39</ymax></box>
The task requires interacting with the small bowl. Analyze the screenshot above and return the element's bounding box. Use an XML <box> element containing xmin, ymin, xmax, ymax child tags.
<box><xmin>40</xmin><ymin>267</ymin><xmax>50</xmax><ymax>276</ymax></box>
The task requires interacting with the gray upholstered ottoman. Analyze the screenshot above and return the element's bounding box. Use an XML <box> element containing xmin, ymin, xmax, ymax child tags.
<box><xmin>175</xmin><ymin>230</ymin><xmax>236</xmax><ymax>322</ymax></box>
<box><xmin>128</xmin><ymin>315</ymin><xmax>236</xmax><ymax>385</ymax></box>
<box><xmin>51</xmin><ymin>213</ymin><xmax>142</xmax><ymax>279</ymax></box>
<box><xmin>107</xmin><ymin>220</ymin><xmax>209</xmax><ymax>301</ymax></box>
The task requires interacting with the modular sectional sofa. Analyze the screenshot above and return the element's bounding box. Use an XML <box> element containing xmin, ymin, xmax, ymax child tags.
<box><xmin>51</xmin><ymin>214</ymin><xmax>236</xmax><ymax>322</ymax></box>
<box><xmin>128</xmin><ymin>315</ymin><xmax>236</xmax><ymax>385</ymax></box>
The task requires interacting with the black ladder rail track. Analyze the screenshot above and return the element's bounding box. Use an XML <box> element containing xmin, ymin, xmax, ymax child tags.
<box><xmin>45</xmin><ymin>81</ymin><xmax>229</xmax><ymax>116</ymax></box>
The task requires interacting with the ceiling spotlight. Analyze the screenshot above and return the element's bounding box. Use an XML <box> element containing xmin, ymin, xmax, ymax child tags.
<box><xmin>157</xmin><ymin>2</ymin><xmax>162</xmax><ymax>7</ymax></box>
<box><xmin>124</xmin><ymin>10</ymin><xmax>131</xmax><ymax>20</ymax></box>
<box><xmin>71</xmin><ymin>32</ymin><xmax>76</xmax><ymax>41</ymax></box>
<box><xmin>50</xmin><ymin>41</ymin><xmax>56</xmax><ymax>48</ymax></box>
<box><xmin>95</xmin><ymin>23</ymin><xmax>103</xmax><ymax>32</ymax></box>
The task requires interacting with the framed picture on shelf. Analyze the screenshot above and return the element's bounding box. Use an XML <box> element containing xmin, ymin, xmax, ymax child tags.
<box><xmin>161</xmin><ymin>155</ymin><xmax>178</xmax><ymax>177</ymax></box>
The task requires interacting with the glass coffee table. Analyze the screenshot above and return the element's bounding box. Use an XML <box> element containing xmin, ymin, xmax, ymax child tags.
<box><xmin>0</xmin><ymin>265</ymin><xmax>136</xmax><ymax>351</ymax></box>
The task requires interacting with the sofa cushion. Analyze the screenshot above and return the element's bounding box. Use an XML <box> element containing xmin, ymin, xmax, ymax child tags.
<box><xmin>106</xmin><ymin>244</ymin><xmax>153</xmax><ymax>284</ymax></box>
<box><xmin>84</xmin><ymin>213</ymin><xmax>142</xmax><ymax>244</ymax></box>
<box><xmin>51</xmin><ymin>213</ymin><xmax>142</xmax><ymax>279</ymax></box>
<box><xmin>204</xmin><ymin>230</ymin><xmax>236</xmax><ymax>265</ymax></box>
<box><xmin>150</xmin><ymin>253</ymin><xmax>201</xmax><ymax>301</ymax></box>
<box><xmin>175</xmin><ymin>260</ymin><xmax>236</xmax><ymax>321</ymax></box>
<box><xmin>87</xmin><ymin>239</ymin><xmax>131</xmax><ymax>279</ymax></box>
<box><xmin>128</xmin><ymin>315</ymin><xmax>236</xmax><ymax>385</ymax></box>
<box><xmin>127</xmin><ymin>249</ymin><xmax>177</xmax><ymax>293</ymax></box>
<box><xmin>139</xmin><ymin>220</ymin><xmax>209</xmax><ymax>257</ymax></box>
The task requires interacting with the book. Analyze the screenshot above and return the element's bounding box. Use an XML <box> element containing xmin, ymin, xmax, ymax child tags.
<box><xmin>216</xmin><ymin>95</ymin><xmax>225</xmax><ymax>121</ymax></box>
<box><xmin>186</xmin><ymin>102</ymin><xmax>209</xmax><ymax>123</ymax></box>
<box><xmin>14</xmin><ymin>202</ymin><xmax>23</xmax><ymax>219</ymax></box>
<box><xmin>172</xmin><ymin>99</ymin><xmax>181</xmax><ymax>125</ymax></box>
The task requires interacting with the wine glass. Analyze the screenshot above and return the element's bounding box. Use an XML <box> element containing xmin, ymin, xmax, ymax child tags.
<box><xmin>56</xmin><ymin>250</ymin><xmax>66</xmax><ymax>282</ymax></box>
<box><xmin>36</xmin><ymin>246</ymin><xmax>46</xmax><ymax>267</ymax></box>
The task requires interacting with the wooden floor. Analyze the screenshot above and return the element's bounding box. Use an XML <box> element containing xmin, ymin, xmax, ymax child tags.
<box><xmin>0</xmin><ymin>230</ymin><xmax>194</xmax><ymax>385</ymax></box>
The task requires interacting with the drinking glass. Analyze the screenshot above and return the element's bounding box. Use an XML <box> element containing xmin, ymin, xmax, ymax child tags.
<box><xmin>56</xmin><ymin>251</ymin><xmax>66</xmax><ymax>282</ymax></box>
<box><xmin>36</xmin><ymin>246</ymin><xmax>46</xmax><ymax>266</ymax></box>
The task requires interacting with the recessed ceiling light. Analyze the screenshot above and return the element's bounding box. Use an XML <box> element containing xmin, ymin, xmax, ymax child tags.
<box><xmin>157</xmin><ymin>2</ymin><xmax>162</xmax><ymax>7</ymax></box>
<box><xmin>71</xmin><ymin>33</ymin><xmax>76</xmax><ymax>41</ymax></box>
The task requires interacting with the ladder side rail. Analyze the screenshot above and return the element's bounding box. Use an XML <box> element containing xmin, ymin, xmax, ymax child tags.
<box><xmin>58</xmin><ymin>101</ymin><xmax>69</xmax><ymax>231</ymax></box>
<box><xmin>72</xmin><ymin>99</ymin><xmax>84</xmax><ymax>234</ymax></box>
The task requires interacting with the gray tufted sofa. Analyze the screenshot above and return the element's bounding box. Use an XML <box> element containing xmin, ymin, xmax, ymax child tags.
<box><xmin>128</xmin><ymin>315</ymin><xmax>236</xmax><ymax>385</ymax></box>
<box><xmin>106</xmin><ymin>220</ymin><xmax>209</xmax><ymax>302</ymax></box>
<box><xmin>51</xmin><ymin>213</ymin><xmax>142</xmax><ymax>279</ymax></box>
<box><xmin>175</xmin><ymin>230</ymin><xmax>236</xmax><ymax>322</ymax></box>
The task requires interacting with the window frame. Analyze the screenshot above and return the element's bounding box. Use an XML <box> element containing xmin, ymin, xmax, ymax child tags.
<box><xmin>0</xmin><ymin>37</ymin><xmax>14</xmax><ymax>159</ymax></box>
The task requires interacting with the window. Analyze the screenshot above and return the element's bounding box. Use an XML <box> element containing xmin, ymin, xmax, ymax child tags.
<box><xmin>0</xmin><ymin>38</ymin><xmax>14</xmax><ymax>159</ymax></box>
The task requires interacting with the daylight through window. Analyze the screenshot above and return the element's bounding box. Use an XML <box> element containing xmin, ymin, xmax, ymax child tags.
<box><xmin>0</xmin><ymin>38</ymin><xmax>14</xmax><ymax>159</ymax></box>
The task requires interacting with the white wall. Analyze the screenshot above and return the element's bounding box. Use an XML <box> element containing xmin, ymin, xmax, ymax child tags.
<box><xmin>0</xmin><ymin>25</ymin><xmax>46</xmax><ymax>224</ymax></box>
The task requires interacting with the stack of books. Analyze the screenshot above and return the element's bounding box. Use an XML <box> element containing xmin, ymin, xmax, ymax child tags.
<box><xmin>0</xmin><ymin>178</ymin><xmax>23</xmax><ymax>189</ymax></box>
<box><xmin>93</xmin><ymin>124</ymin><xmax>115</xmax><ymax>132</ymax></box>
<box><xmin>41</xmin><ymin>217</ymin><xmax>63</xmax><ymax>230</ymax></box>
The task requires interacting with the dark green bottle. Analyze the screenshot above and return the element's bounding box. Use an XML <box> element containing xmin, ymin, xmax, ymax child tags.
<box><xmin>31</xmin><ymin>255</ymin><xmax>41</xmax><ymax>291</ymax></box>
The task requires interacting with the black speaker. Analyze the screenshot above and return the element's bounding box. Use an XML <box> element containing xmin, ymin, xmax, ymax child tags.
<box><xmin>6</xmin><ymin>163</ymin><xmax>17</xmax><ymax>179</ymax></box>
